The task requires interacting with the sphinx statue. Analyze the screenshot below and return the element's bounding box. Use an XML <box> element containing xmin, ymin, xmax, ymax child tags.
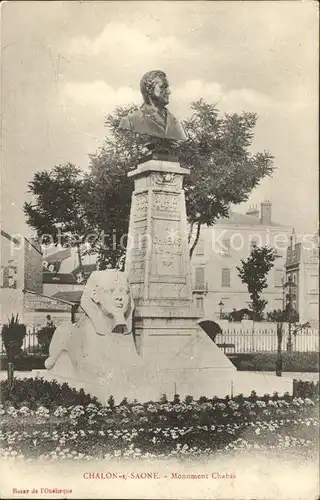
<box><xmin>45</xmin><ymin>270</ymin><xmax>173</xmax><ymax>402</ymax></box>
<box><xmin>45</xmin><ymin>270</ymin><xmax>141</xmax><ymax>384</ymax></box>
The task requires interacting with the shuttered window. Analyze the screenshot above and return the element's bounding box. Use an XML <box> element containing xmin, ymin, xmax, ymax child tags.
<box><xmin>221</xmin><ymin>268</ymin><xmax>231</xmax><ymax>287</ymax></box>
<box><xmin>195</xmin><ymin>267</ymin><xmax>205</xmax><ymax>289</ymax></box>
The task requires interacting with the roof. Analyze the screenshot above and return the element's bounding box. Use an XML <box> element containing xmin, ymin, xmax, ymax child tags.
<box><xmin>72</xmin><ymin>263</ymin><xmax>97</xmax><ymax>277</ymax></box>
<box><xmin>52</xmin><ymin>291</ymin><xmax>83</xmax><ymax>304</ymax></box>
<box><xmin>285</xmin><ymin>243</ymin><xmax>302</xmax><ymax>267</ymax></box>
<box><xmin>43</xmin><ymin>272</ymin><xmax>79</xmax><ymax>284</ymax></box>
<box><xmin>24</xmin><ymin>289</ymin><xmax>76</xmax><ymax>306</ymax></box>
<box><xmin>216</xmin><ymin>210</ymin><xmax>287</xmax><ymax>227</ymax></box>
<box><xmin>1</xmin><ymin>230</ymin><xmax>22</xmax><ymax>245</ymax></box>
<box><xmin>1</xmin><ymin>230</ymin><xmax>42</xmax><ymax>254</ymax></box>
<box><xmin>43</xmin><ymin>248</ymin><xmax>71</xmax><ymax>263</ymax></box>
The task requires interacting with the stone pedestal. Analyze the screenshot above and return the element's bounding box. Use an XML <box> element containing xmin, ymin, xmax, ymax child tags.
<box><xmin>126</xmin><ymin>159</ymin><xmax>236</xmax><ymax>384</ymax></box>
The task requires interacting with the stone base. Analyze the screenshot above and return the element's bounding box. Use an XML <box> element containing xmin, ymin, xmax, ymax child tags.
<box><xmin>38</xmin><ymin>323</ymin><xmax>293</xmax><ymax>403</ymax></box>
<box><xmin>34</xmin><ymin>368</ymin><xmax>293</xmax><ymax>404</ymax></box>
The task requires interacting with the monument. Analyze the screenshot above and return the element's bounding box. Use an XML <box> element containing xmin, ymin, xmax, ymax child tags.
<box><xmin>45</xmin><ymin>70</ymin><xmax>293</xmax><ymax>401</ymax></box>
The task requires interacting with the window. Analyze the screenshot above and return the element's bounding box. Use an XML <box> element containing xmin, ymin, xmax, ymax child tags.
<box><xmin>222</xmin><ymin>238</ymin><xmax>231</xmax><ymax>257</ymax></box>
<box><xmin>195</xmin><ymin>297</ymin><xmax>204</xmax><ymax>309</ymax></box>
<box><xmin>274</xmin><ymin>268</ymin><xmax>283</xmax><ymax>287</ymax></box>
<box><xmin>7</xmin><ymin>266</ymin><xmax>17</xmax><ymax>289</ymax></box>
<box><xmin>196</xmin><ymin>239</ymin><xmax>205</xmax><ymax>256</ymax></box>
<box><xmin>195</xmin><ymin>267</ymin><xmax>205</xmax><ymax>290</ymax></box>
<box><xmin>308</xmin><ymin>274</ymin><xmax>318</xmax><ymax>294</ymax></box>
<box><xmin>221</xmin><ymin>268</ymin><xmax>231</xmax><ymax>287</ymax></box>
<box><xmin>250</xmin><ymin>238</ymin><xmax>258</xmax><ymax>250</ymax></box>
<box><xmin>292</xmin><ymin>247</ymin><xmax>297</xmax><ymax>261</ymax></box>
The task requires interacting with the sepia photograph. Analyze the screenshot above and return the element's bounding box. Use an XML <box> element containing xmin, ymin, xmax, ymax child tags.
<box><xmin>0</xmin><ymin>1</ymin><xmax>319</xmax><ymax>499</ymax></box>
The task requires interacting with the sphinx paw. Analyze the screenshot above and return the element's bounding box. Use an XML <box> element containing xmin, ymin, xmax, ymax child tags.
<box><xmin>44</xmin><ymin>357</ymin><xmax>55</xmax><ymax>370</ymax></box>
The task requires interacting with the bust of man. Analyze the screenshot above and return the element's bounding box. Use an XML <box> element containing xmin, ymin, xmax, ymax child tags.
<box><xmin>119</xmin><ymin>70</ymin><xmax>187</xmax><ymax>142</ymax></box>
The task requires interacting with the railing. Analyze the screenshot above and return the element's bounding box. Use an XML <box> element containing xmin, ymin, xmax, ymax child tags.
<box><xmin>215</xmin><ymin>328</ymin><xmax>319</xmax><ymax>354</ymax></box>
<box><xmin>0</xmin><ymin>325</ymin><xmax>319</xmax><ymax>356</ymax></box>
<box><xmin>193</xmin><ymin>282</ymin><xmax>208</xmax><ymax>293</ymax></box>
<box><xmin>0</xmin><ymin>326</ymin><xmax>41</xmax><ymax>355</ymax></box>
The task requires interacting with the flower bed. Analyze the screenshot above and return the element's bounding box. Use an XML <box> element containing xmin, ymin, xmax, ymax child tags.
<box><xmin>0</xmin><ymin>378</ymin><xmax>318</xmax><ymax>462</ymax></box>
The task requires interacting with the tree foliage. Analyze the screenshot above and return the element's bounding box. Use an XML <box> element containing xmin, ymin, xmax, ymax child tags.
<box><xmin>24</xmin><ymin>164</ymin><xmax>92</xmax><ymax>279</ymax></box>
<box><xmin>1</xmin><ymin>314</ymin><xmax>26</xmax><ymax>361</ymax></box>
<box><xmin>24</xmin><ymin>100</ymin><xmax>275</xmax><ymax>269</ymax></box>
<box><xmin>236</xmin><ymin>245</ymin><xmax>279</xmax><ymax>321</ymax></box>
<box><xmin>87</xmin><ymin>99</ymin><xmax>274</xmax><ymax>266</ymax></box>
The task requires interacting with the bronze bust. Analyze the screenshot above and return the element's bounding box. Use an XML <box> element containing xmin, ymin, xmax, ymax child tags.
<box><xmin>119</xmin><ymin>70</ymin><xmax>187</xmax><ymax>142</ymax></box>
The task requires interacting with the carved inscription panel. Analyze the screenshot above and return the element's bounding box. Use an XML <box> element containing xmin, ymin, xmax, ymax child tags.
<box><xmin>151</xmin><ymin>219</ymin><xmax>183</xmax><ymax>276</ymax></box>
<box><xmin>148</xmin><ymin>282</ymin><xmax>189</xmax><ymax>300</ymax></box>
<box><xmin>153</xmin><ymin>192</ymin><xmax>180</xmax><ymax>214</ymax></box>
<box><xmin>134</xmin><ymin>192</ymin><xmax>148</xmax><ymax>218</ymax></box>
<box><xmin>128</xmin><ymin>220</ymin><xmax>148</xmax><ymax>283</ymax></box>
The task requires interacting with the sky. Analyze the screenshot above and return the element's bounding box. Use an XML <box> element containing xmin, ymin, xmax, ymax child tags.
<box><xmin>1</xmin><ymin>1</ymin><xmax>319</xmax><ymax>239</ymax></box>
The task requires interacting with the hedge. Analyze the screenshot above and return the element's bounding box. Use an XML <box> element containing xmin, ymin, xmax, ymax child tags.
<box><xmin>229</xmin><ymin>351</ymin><xmax>319</xmax><ymax>372</ymax></box>
<box><xmin>0</xmin><ymin>354</ymin><xmax>46</xmax><ymax>371</ymax></box>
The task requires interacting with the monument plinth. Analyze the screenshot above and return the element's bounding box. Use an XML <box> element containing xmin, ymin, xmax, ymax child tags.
<box><xmin>125</xmin><ymin>158</ymin><xmax>236</xmax><ymax>379</ymax></box>
<box><xmin>126</xmin><ymin>159</ymin><xmax>197</xmax><ymax>359</ymax></box>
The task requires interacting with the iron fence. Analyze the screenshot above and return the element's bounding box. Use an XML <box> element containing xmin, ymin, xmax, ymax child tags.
<box><xmin>215</xmin><ymin>328</ymin><xmax>319</xmax><ymax>354</ymax></box>
<box><xmin>0</xmin><ymin>324</ymin><xmax>319</xmax><ymax>356</ymax></box>
<box><xmin>0</xmin><ymin>326</ymin><xmax>41</xmax><ymax>355</ymax></box>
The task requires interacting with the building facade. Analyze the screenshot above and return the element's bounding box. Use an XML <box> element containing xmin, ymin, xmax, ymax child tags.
<box><xmin>0</xmin><ymin>231</ymin><xmax>78</xmax><ymax>326</ymax></box>
<box><xmin>285</xmin><ymin>234</ymin><xmax>319</xmax><ymax>325</ymax></box>
<box><xmin>191</xmin><ymin>201</ymin><xmax>293</xmax><ymax>317</ymax></box>
<box><xmin>1</xmin><ymin>230</ymin><xmax>43</xmax><ymax>321</ymax></box>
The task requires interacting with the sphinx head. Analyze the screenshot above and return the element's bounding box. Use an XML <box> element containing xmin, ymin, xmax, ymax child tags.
<box><xmin>81</xmin><ymin>271</ymin><xmax>134</xmax><ymax>336</ymax></box>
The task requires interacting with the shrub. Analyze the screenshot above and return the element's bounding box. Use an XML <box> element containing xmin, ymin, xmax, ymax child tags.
<box><xmin>230</xmin><ymin>352</ymin><xmax>319</xmax><ymax>372</ymax></box>
<box><xmin>36</xmin><ymin>326</ymin><xmax>56</xmax><ymax>355</ymax></box>
<box><xmin>1</xmin><ymin>314</ymin><xmax>26</xmax><ymax>361</ymax></box>
<box><xmin>0</xmin><ymin>354</ymin><xmax>46</xmax><ymax>371</ymax></box>
<box><xmin>172</xmin><ymin>394</ymin><xmax>181</xmax><ymax>404</ymax></box>
<box><xmin>107</xmin><ymin>395</ymin><xmax>115</xmax><ymax>409</ymax></box>
<box><xmin>293</xmin><ymin>379</ymin><xmax>320</xmax><ymax>399</ymax></box>
<box><xmin>0</xmin><ymin>377</ymin><xmax>100</xmax><ymax>409</ymax></box>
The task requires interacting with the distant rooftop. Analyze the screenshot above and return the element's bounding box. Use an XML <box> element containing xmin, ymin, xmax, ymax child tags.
<box><xmin>43</xmin><ymin>272</ymin><xmax>79</xmax><ymax>284</ymax></box>
<box><xmin>52</xmin><ymin>291</ymin><xmax>83</xmax><ymax>304</ymax></box>
<box><xmin>43</xmin><ymin>248</ymin><xmax>71</xmax><ymax>263</ymax></box>
<box><xmin>216</xmin><ymin>211</ymin><xmax>285</xmax><ymax>227</ymax></box>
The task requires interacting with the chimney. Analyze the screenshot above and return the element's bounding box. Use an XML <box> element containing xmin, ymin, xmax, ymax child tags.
<box><xmin>260</xmin><ymin>200</ymin><xmax>272</xmax><ymax>225</ymax></box>
<box><xmin>246</xmin><ymin>204</ymin><xmax>259</xmax><ymax>218</ymax></box>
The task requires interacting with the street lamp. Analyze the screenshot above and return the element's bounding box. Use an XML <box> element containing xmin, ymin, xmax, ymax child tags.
<box><xmin>283</xmin><ymin>276</ymin><xmax>298</xmax><ymax>353</ymax></box>
<box><xmin>218</xmin><ymin>300</ymin><xmax>224</xmax><ymax>319</ymax></box>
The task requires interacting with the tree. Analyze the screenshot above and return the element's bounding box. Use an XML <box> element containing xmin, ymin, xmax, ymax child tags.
<box><xmin>87</xmin><ymin>99</ymin><xmax>274</xmax><ymax>267</ymax></box>
<box><xmin>269</xmin><ymin>309</ymin><xmax>287</xmax><ymax>377</ymax></box>
<box><xmin>2</xmin><ymin>314</ymin><xmax>27</xmax><ymax>363</ymax></box>
<box><xmin>268</xmin><ymin>309</ymin><xmax>310</xmax><ymax>376</ymax></box>
<box><xmin>236</xmin><ymin>245</ymin><xmax>279</xmax><ymax>321</ymax></box>
<box><xmin>24</xmin><ymin>164</ymin><xmax>93</xmax><ymax>281</ymax></box>
<box><xmin>24</xmin><ymin>100</ymin><xmax>275</xmax><ymax>270</ymax></box>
